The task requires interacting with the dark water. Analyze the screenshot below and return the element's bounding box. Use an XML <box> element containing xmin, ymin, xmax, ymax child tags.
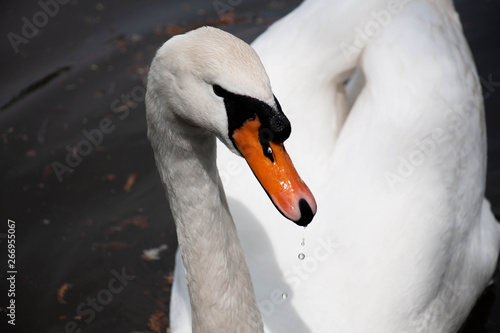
<box><xmin>0</xmin><ymin>0</ymin><xmax>499</xmax><ymax>332</ymax></box>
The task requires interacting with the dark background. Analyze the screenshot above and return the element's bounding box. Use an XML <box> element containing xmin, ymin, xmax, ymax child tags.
<box><xmin>0</xmin><ymin>0</ymin><xmax>499</xmax><ymax>332</ymax></box>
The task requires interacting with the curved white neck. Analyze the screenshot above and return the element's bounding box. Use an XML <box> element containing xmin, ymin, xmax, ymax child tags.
<box><xmin>149</xmin><ymin>119</ymin><xmax>264</xmax><ymax>332</ymax></box>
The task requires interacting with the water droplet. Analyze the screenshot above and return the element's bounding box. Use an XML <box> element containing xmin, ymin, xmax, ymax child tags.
<box><xmin>282</xmin><ymin>293</ymin><xmax>288</xmax><ymax>300</ymax></box>
<box><xmin>298</xmin><ymin>253</ymin><xmax>305</xmax><ymax>260</ymax></box>
<box><xmin>301</xmin><ymin>238</ymin><xmax>305</xmax><ymax>246</ymax></box>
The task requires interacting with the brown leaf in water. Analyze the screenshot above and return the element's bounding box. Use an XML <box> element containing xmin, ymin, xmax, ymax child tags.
<box><xmin>57</xmin><ymin>283</ymin><xmax>72</xmax><ymax>304</ymax></box>
<box><xmin>103</xmin><ymin>173</ymin><xmax>116</xmax><ymax>181</ymax></box>
<box><xmin>123</xmin><ymin>173</ymin><xmax>139</xmax><ymax>192</ymax></box>
<box><xmin>104</xmin><ymin>216</ymin><xmax>148</xmax><ymax>234</ymax></box>
<box><xmin>148</xmin><ymin>312</ymin><xmax>168</xmax><ymax>333</ymax></box>
<box><xmin>26</xmin><ymin>150</ymin><xmax>36</xmax><ymax>157</ymax></box>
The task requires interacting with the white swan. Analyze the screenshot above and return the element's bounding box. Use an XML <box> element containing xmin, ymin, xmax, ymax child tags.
<box><xmin>151</xmin><ymin>0</ymin><xmax>500</xmax><ymax>332</ymax></box>
<box><xmin>146</xmin><ymin>27</ymin><xmax>316</xmax><ymax>332</ymax></box>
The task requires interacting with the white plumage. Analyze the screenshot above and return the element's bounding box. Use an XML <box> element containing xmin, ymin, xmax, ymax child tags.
<box><xmin>151</xmin><ymin>0</ymin><xmax>500</xmax><ymax>332</ymax></box>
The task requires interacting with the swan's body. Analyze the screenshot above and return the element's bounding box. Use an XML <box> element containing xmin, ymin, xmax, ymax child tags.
<box><xmin>153</xmin><ymin>0</ymin><xmax>500</xmax><ymax>332</ymax></box>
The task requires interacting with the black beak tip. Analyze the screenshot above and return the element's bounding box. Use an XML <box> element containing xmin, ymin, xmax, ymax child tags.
<box><xmin>295</xmin><ymin>198</ymin><xmax>314</xmax><ymax>227</ymax></box>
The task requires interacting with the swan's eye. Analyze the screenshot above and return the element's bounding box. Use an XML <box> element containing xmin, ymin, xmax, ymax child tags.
<box><xmin>262</xmin><ymin>143</ymin><xmax>274</xmax><ymax>163</ymax></box>
<box><xmin>213</xmin><ymin>84</ymin><xmax>226</xmax><ymax>97</ymax></box>
<box><xmin>258</xmin><ymin>127</ymin><xmax>274</xmax><ymax>162</ymax></box>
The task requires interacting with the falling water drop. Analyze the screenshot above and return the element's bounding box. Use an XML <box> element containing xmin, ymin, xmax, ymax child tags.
<box><xmin>298</xmin><ymin>253</ymin><xmax>305</xmax><ymax>260</ymax></box>
<box><xmin>301</xmin><ymin>238</ymin><xmax>305</xmax><ymax>246</ymax></box>
<box><xmin>282</xmin><ymin>293</ymin><xmax>288</xmax><ymax>300</ymax></box>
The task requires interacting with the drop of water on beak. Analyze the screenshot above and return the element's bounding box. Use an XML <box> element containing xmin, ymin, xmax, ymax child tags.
<box><xmin>282</xmin><ymin>293</ymin><xmax>288</xmax><ymax>300</ymax></box>
<box><xmin>298</xmin><ymin>253</ymin><xmax>305</xmax><ymax>260</ymax></box>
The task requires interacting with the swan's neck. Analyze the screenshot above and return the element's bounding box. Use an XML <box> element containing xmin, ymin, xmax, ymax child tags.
<box><xmin>151</xmin><ymin>121</ymin><xmax>264</xmax><ymax>332</ymax></box>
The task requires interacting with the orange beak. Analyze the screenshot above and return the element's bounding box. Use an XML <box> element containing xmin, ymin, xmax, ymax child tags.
<box><xmin>232</xmin><ymin>116</ymin><xmax>317</xmax><ymax>226</ymax></box>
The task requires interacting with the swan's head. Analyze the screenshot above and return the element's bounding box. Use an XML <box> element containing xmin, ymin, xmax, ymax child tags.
<box><xmin>146</xmin><ymin>26</ymin><xmax>316</xmax><ymax>226</ymax></box>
